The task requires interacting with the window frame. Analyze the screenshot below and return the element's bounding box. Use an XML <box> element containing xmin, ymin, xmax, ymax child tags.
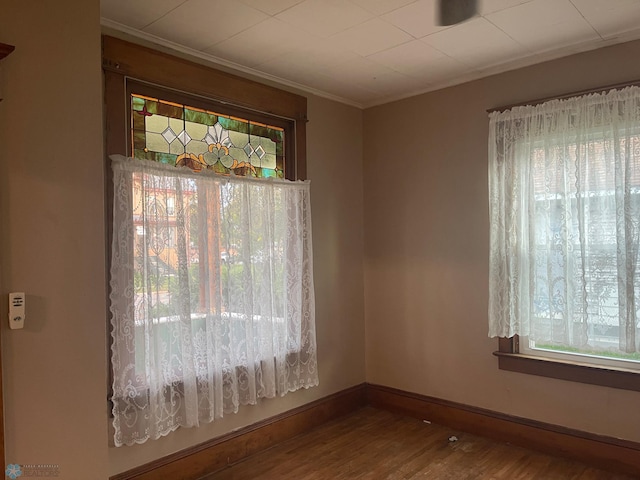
<box><xmin>522</xmin><ymin>139</ymin><xmax>640</xmax><ymax>373</ymax></box>
<box><xmin>490</xmin><ymin>103</ymin><xmax>640</xmax><ymax>392</ymax></box>
<box><xmin>494</xmin><ymin>336</ymin><xmax>640</xmax><ymax>391</ymax></box>
<box><xmin>103</xmin><ymin>34</ymin><xmax>309</xmax><ymax>405</ymax></box>
<box><xmin>125</xmin><ymin>80</ymin><xmax>296</xmax><ymax>179</ymax></box>
<box><xmin>103</xmin><ymin>35</ymin><xmax>307</xmax><ymax>180</ymax></box>
<box><xmin>488</xmin><ymin>85</ymin><xmax>640</xmax><ymax>392</ymax></box>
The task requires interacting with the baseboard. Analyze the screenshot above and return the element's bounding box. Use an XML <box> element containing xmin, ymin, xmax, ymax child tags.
<box><xmin>110</xmin><ymin>384</ymin><xmax>367</xmax><ymax>480</ymax></box>
<box><xmin>366</xmin><ymin>383</ymin><xmax>640</xmax><ymax>477</ymax></box>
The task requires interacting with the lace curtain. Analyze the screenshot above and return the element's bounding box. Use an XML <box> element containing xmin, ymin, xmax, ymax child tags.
<box><xmin>109</xmin><ymin>155</ymin><xmax>318</xmax><ymax>446</ymax></box>
<box><xmin>488</xmin><ymin>87</ymin><xmax>640</xmax><ymax>354</ymax></box>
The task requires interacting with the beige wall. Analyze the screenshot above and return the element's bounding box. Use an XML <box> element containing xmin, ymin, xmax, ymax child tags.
<box><xmin>363</xmin><ymin>40</ymin><xmax>640</xmax><ymax>442</ymax></box>
<box><xmin>0</xmin><ymin>0</ymin><xmax>109</xmax><ymax>478</ymax></box>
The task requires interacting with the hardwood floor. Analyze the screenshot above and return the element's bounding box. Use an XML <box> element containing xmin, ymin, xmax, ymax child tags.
<box><xmin>200</xmin><ymin>407</ymin><xmax>634</xmax><ymax>480</ymax></box>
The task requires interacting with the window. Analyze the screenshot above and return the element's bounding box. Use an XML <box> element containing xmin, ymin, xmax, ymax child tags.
<box><xmin>488</xmin><ymin>86</ymin><xmax>640</xmax><ymax>388</ymax></box>
<box><xmin>130</xmin><ymin>91</ymin><xmax>287</xmax><ymax>179</ymax></box>
<box><xmin>104</xmin><ymin>36</ymin><xmax>317</xmax><ymax>446</ymax></box>
<box><xmin>125</xmin><ymin>85</ymin><xmax>292</xmax><ymax>320</ymax></box>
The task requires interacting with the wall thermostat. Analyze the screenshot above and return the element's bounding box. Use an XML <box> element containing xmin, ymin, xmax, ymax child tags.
<box><xmin>9</xmin><ymin>292</ymin><xmax>25</xmax><ymax>329</ymax></box>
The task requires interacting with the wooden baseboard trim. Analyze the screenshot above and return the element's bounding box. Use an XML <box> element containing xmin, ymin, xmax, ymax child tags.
<box><xmin>110</xmin><ymin>382</ymin><xmax>639</xmax><ymax>479</ymax></box>
<box><xmin>110</xmin><ymin>384</ymin><xmax>366</xmax><ymax>480</ymax></box>
<box><xmin>366</xmin><ymin>383</ymin><xmax>640</xmax><ymax>477</ymax></box>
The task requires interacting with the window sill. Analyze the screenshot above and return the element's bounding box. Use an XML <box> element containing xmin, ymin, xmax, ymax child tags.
<box><xmin>493</xmin><ymin>349</ymin><xmax>640</xmax><ymax>392</ymax></box>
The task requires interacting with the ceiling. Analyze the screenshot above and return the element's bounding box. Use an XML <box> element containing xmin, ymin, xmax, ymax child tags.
<box><xmin>100</xmin><ymin>0</ymin><xmax>640</xmax><ymax>108</ymax></box>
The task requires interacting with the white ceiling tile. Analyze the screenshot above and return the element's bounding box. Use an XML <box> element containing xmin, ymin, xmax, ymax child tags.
<box><xmin>326</xmin><ymin>56</ymin><xmax>397</xmax><ymax>84</ymax></box>
<box><xmin>360</xmin><ymin>70</ymin><xmax>426</xmax><ymax>95</ymax></box>
<box><xmin>237</xmin><ymin>0</ymin><xmax>305</xmax><ymax>16</ymax></box>
<box><xmin>255</xmin><ymin>59</ymin><xmax>334</xmax><ymax>93</ymax></box>
<box><xmin>100</xmin><ymin>0</ymin><xmax>187</xmax><ymax>29</ymax></box>
<box><xmin>204</xmin><ymin>18</ymin><xmax>300</xmax><ymax>68</ymax></box>
<box><xmin>275</xmin><ymin>0</ymin><xmax>374</xmax><ymax>38</ymax></box>
<box><xmin>572</xmin><ymin>0</ymin><xmax>640</xmax><ymax>13</ymax></box>
<box><xmin>255</xmin><ymin>57</ymin><xmax>321</xmax><ymax>83</ymax></box>
<box><xmin>486</xmin><ymin>0</ymin><xmax>582</xmax><ymax>29</ymax></box>
<box><xmin>382</xmin><ymin>0</ymin><xmax>448</xmax><ymax>38</ymax></box>
<box><xmin>350</xmin><ymin>0</ymin><xmax>418</xmax><ymax>16</ymax></box>
<box><xmin>486</xmin><ymin>0</ymin><xmax>599</xmax><ymax>52</ymax></box>
<box><xmin>410</xmin><ymin>54</ymin><xmax>475</xmax><ymax>83</ymax></box>
<box><xmin>143</xmin><ymin>0</ymin><xmax>268</xmax><ymax>50</ymax></box>
<box><xmin>283</xmin><ymin>36</ymin><xmax>361</xmax><ymax>68</ymax></box>
<box><xmin>318</xmin><ymin>56</ymin><xmax>410</xmax><ymax>96</ymax></box>
<box><xmin>571</xmin><ymin>0</ymin><xmax>640</xmax><ymax>38</ymax></box>
<box><xmin>512</xmin><ymin>18</ymin><xmax>599</xmax><ymax>52</ymax></box>
<box><xmin>331</xmin><ymin>18</ymin><xmax>413</xmax><ymax>56</ymax></box>
<box><xmin>255</xmin><ymin>38</ymin><xmax>359</xmax><ymax>81</ymax></box>
<box><xmin>370</xmin><ymin>40</ymin><xmax>474</xmax><ymax>82</ymax></box>
<box><xmin>278</xmin><ymin>66</ymin><xmax>380</xmax><ymax>104</ymax></box>
<box><xmin>480</xmin><ymin>0</ymin><xmax>533</xmax><ymax>15</ymax></box>
<box><xmin>368</xmin><ymin>39</ymin><xmax>446</xmax><ymax>73</ymax></box>
<box><xmin>422</xmin><ymin>17</ymin><xmax>527</xmax><ymax>68</ymax></box>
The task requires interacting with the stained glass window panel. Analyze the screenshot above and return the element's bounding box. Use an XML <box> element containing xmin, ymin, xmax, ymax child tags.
<box><xmin>131</xmin><ymin>93</ymin><xmax>285</xmax><ymax>178</ymax></box>
<box><xmin>146</xmin><ymin>115</ymin><xmax>169</xmax><ymax>134</ymax></box>
<box><xmin>185</xmin><ymin>107</ymin><xmax>216</xmax><ymax>126</ymax></box>
<box><xmin>146</xmin><ymin>133</ymin><xmax>169</xmax><ymax>154</ymax></box>
<box><xmin>187</xmin><ymin>139</ymin><xmax>208</xmax><ymax>156</ymax></box>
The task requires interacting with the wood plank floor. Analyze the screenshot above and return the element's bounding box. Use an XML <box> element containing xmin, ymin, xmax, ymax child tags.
<box><xmin>200</xmin><ymin>407</ymin><xmax>634</xmax><ymax>480</ymax></box>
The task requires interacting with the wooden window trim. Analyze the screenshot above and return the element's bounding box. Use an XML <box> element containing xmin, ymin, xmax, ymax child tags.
<box><xmin>494</xmin><ymin>337</ymin><xmax>640</xmax><ymax>392</ymax></box>
<box><xmin>102</xmin><ymin>35</ymin><xmax>307</xmax><ymax>180</ymax></box>
<box><xmin>489</xmin><ymin>82</ymin><xmax>640</xmax><ymax>393</ymax></box>
<box><xmin>0</xmin><ymin>41</ymin><xmax>13</xmax><ymax>474</ymax></box>
<box><xmin>103</xmin><ymin>35</ymin><xmax>308</xmax><ymax>410</ymax></box>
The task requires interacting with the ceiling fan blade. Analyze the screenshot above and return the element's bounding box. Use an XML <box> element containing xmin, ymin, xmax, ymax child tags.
<box><xmin>437</xmin><ymin>0</ymin><xmax>478</xmax><ymax>26</ymax></box>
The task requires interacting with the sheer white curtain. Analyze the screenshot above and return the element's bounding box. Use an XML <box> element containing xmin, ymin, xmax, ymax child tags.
<box><xmin>109</xmin><ymin>155</ymin><xmax>318</xmax><ymax>446</ymax></box>
<box><xmin>488</xmin><ymin>87</ymin><xmax>640</xmax><ymax>353</ymax></box>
